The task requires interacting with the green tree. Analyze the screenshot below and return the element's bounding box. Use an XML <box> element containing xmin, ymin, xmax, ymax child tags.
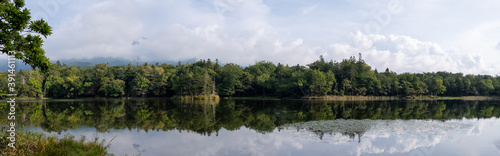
<box><xmin>494</xmin><ymin>77</ymin><xmax>500</xmax><ymax>95</ymax></box>
<box><xmin>44</xmin><ymin>63</ymin><xmax>66</xmax><ymax>98</ymax></box>
<box><xmin>477</xmin><ymin>78</ymin><xmax>494</xmax><ymax>95</ymax></box>
<box><xmin>276</xmin><ymin>65</ymin><xmax>307</xmax><ymax>97</ymax></box>
<box><xmin>400</xmin><ymin>80</ymin><xmax>415</xmax><ymax>96</ymax></box>
<box><xmin>16</xmin><ymin>70</ymin><xmax>43</xmax><ymax>97</ymax></box>
<box><xmin>308</xmin><ymin>70</ymin><xmax>328</xmax><ymax>96</ymax></box>
<box><xmin>308</xmin><ymin>55</ymin><xmax>334</xmax><ymax>73</ymax></box>
<box><xmin>99</xmin><ymin>77</ymin><xmax>125</xmax><ymax>97</ymax></box>
<box><xmin>354</xmin><ymin>57</ymin><xmax>379</xmax><ymax>95</ymax></box>
<box><xmin>393</xmin><ymin>80</ymin><xmax>402</xmax><ymax>96</ymax></box>
<box><xmin>217</xmin><ymin>63</ymin><xmax>244</xmax><ymax>96</ymax></box>
<box><xmin>414</xmin><ymin>80</ymin><xmax>428</xmax><ymax>96</ymax></box>
<box><xmin>429</xmin><ymin>77</ymin><xmax>446</xmax><ymax>96</ymax></box>
<box><xmin>378</xmin><ymin>68</ymin><xmax>397</xmax><ymax>95</ymax></box>
<box><xmin>308</xmin><ymin>70</ymin><xmax>335</xmax><ymax>96</ymax></box>
<box><xmin>0</xmin><ymin>0</ymin><xmax>53</xmax><ymax>71</ymax></box>
<box><xmin>341</xmin><ymin>79</ymin><xmax>352</xmax><ymax>95</ymax></box>
<box><xmin>133</xmin><ymin>76</ymin><xmax>151</xmax><ymax>97</ymax></box>
<box><xmin>62</xmin><ymin>66</ymin><xmax>82</xmax><ymax>97</ymax></box>
<box><xmin>150</xmin><ymin>65</ymin><xmax>174</xmax><ymax>96</ymax></box>
<box><xmin>0</xmin><ymin>72</ymin><xmax>9</xmax><ymax>98</ymax></box>
<box><xmin>246</xmin><ymin>61</ymin><xmax>276</xmax><ymax>96</ymax></box>
<box><xmin>94</xmin><ymin>63</ymin><xmax>109</xmax><ymax>83</ymax></box>
<box><xmin>325</xmin><ymin>70</ymin><xmax>337</xmax><ymax>94</ymax></box>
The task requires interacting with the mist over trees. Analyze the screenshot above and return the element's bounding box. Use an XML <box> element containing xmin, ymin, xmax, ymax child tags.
<box><xmin>1</xmin><ymin>55</ymin><xmax>499</xmax><ymax>98</ymax></box>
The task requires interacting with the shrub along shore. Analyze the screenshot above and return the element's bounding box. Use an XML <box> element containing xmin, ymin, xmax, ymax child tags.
<box><xmin>0</xmin><ymin>127</ymin><xmax>111</xmax><ymax>156</ymax></box>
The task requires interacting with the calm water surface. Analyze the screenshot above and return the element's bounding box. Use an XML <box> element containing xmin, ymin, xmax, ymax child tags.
<box><xmin>4</xmin><ymin>99</ymin><xmax>500</xmax><ymax>156</ymax></box>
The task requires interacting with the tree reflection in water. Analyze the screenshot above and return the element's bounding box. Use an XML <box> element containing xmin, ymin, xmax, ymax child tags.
<box><xmin>1</xmin><ymin>99</ymin><xmax>499</xmax><ymax>136</ymax></box>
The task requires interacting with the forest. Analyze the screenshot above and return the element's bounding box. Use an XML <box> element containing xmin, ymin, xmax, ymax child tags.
<box><xmin>1</xmin><ymin>55</ymin><xmax>499</xmax><ymax>99</ymax></box>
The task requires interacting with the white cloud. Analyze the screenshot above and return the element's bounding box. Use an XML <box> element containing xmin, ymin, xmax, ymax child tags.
<box><xmin>40</xmin><ymin>0</ymin><xmax>324</xmax><ymax>66</ymax></box>
<box><xmin>11</xmin><ymin>0</ymin><xmax>497</xmax><ymax>75</ymax></box>
<box><xmin>447</xmin><ymin>22</ymin><xmax>500</xmax><ymax>66</ymax></box>
<box><xmin>325</xmin><ymin>32</ymin><xmax>500</xmax><ymax>75</ymax></box>
<box><xmin>44</xmin><ymin>0</ymin><xmax>143</xmax><ymax>60</ymax></box>
<box><xmin>301</xmin><ymin>4</ymin><xmax>319</xmax><ymax>15</ymax></box>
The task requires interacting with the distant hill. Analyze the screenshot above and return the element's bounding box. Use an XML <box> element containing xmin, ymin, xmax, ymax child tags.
<box><xmin>0</xmin><ymin>57</ymin><xmax>198</xmax><ymax>71</ymax></box>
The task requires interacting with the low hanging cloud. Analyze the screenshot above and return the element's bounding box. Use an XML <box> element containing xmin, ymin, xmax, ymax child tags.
<box><xmin>44</xmin><ymin>0</ymin><xmax>143</xmax><ymax>60</ymax></box>
<box><xmin>43</xmin><ymin>0</ymin><xmax>322</xmax><ymax>66</ymax></box>
<box><xmin>36</xmin><ymin>0</ymin><xmax>500</xmax><ymax>75</ymax></box>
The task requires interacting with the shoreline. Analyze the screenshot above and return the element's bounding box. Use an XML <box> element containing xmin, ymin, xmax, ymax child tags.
<box><xmin>2</xmin><ymin>95</ymin><xmax>499</xmax><ymax>101</ymax></box>
<box><xmin>301</xmin><ymin>95</ymin><xmax>500</xmax><ymax>101</ymax></box>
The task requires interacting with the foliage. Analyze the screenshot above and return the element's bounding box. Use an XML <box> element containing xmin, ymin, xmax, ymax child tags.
<box><xmin>3</xmin><ymin>55</ymin><xmax>500</xmax><ymax>99</ymax></box>
<box><xmin>0</xmin><ymin>0</ymin><xmax>53</xmax><ymax>71</ymax></box>
<box><xmin>0</xmin><ymin>128</ymin><xmax>111</xmax><ymax>156</ymax></box>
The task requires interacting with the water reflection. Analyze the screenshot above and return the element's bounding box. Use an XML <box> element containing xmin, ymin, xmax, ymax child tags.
<box><xmin>1</xmin><ymin>99</ymin><xmax>500</xmax><ymax>155</ymax></box>
<box><xmin>2</xmin><ymin>99</ymin><xmax>499</xmax><ymax>133</ymax></box>
<box><xmin>281</xmin><ymin>119</ymin><xmax>476</xmax><ymax>155</ymax></box>
<box><xmin>31</xmin><ymin>118</ymin><xmax>500</xmax><ymax>156</ymax></box>
<box><xmin>496</xmin><ymin>141</ymin><xmax>500</xmax><ymax>153</ymax></box>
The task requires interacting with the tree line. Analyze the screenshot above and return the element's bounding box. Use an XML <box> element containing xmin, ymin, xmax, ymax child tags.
<box><xmin>1</xmin><ymin>55</ymin><xmax>499</xmax><ymax>98</ymax></box>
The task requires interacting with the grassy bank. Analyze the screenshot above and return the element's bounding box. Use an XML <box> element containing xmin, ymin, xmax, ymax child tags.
<box><xmin>1</xmin><ymin>128</ymin><xmax>112</xmax><ymax>156</ymax></box>
<box><xmin>223</xmin><ymin>96</ymin><xmax>281</xmax><ymax>100</ymax></box>
<box><xmin>412</xmin><ymin>96</ymin><xmax>500</xmax><ymax>101</ymax></box>
<box><xmin>302</xmin><ymin>96</ymin><xmax>398</xmax><ymax>101</ymax></box>
<box><xmin>173</xmin><ymin>94</ymin><xmax>220</xmax><ymax>101</ymax></box>
<box><xmin>0</xmin><ymin>97</ymin><xmax>50</xmax><ymax>100</ymax></box>
<box><xmin>302</xmin><ymin>95</ymin><xmax>500</xmax><ymax>101</ymax></box>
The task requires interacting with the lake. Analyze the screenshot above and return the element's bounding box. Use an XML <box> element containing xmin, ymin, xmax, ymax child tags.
<box><xmin>3</xmin><ymin>99</ymin><xmax>500</xmax><ymax>156</ymax></box>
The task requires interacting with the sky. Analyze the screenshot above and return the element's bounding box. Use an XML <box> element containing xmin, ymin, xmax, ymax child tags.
<box><xmin>20</xmin><ymin>0</ymin><xmax>500</xmax><ymax>75</ymax></box>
